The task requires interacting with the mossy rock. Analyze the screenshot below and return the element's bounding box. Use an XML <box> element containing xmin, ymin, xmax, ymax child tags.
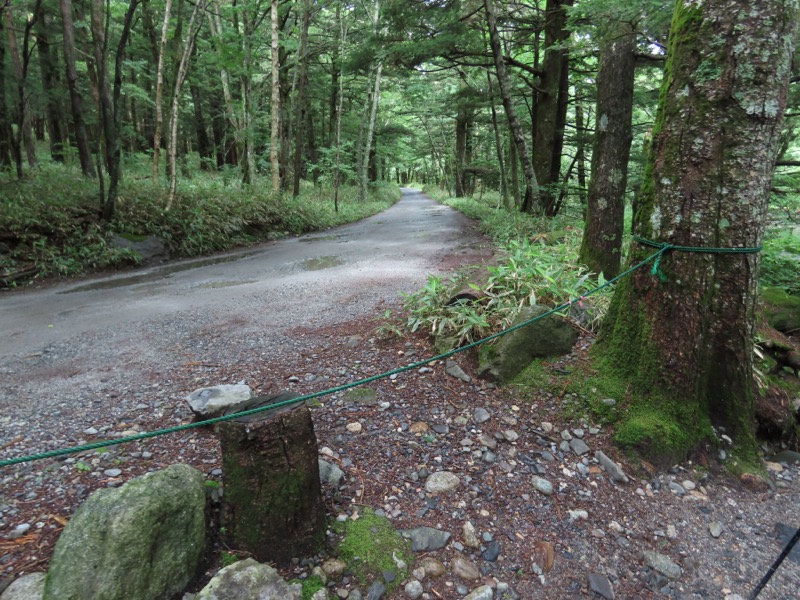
<box><xmin>336</xmin><ymin>509</ymin><xmax>412</xmax><ymax>591</ymax></box>
<box><xmin>342</xmin><ymin>387</ymin><xmax>378</xmax><ymax>406</ymax></box>
<box><xmin>761</xmin><ymin>286</ymin><xmax>800</xmax><ymax>333</ymax></box>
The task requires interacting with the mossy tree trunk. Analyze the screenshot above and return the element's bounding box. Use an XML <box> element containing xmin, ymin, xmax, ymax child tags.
<box><xmin>578</xmin><ymin>21</ymin><xmax>636</xmax><ymax>280</ymax></box>
<box><xmin>597</xmin><ymin>0</ymin><xmax>798</xmax><ymax>463</ymax></box>
<box><xmin>219</xmin><ymin>399</ymin><xmax>325</xmax><ymax>565</ymax></box>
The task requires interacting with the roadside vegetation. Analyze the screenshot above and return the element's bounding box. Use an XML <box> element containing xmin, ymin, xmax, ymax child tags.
<box><xmin>0</xmin><ymin>158</ymin><xmax>400</xmax><ymax>288</ymax></box>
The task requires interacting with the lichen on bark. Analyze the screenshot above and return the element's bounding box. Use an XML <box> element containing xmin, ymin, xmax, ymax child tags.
<box><xmin>595</xmin><ymin>0</ymin><xmax>799</xmax><ymax>465</ymax></box>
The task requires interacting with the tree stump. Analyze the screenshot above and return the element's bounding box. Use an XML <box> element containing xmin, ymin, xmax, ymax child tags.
<box><xmin>218</xmin><ymin>393</ymin><xmax>325</xmax><ymax>564</ymax></box>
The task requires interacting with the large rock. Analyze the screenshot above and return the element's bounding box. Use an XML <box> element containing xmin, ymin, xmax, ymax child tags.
<box><xmin>44</xmin><ymin>464</ymin><xmax>206</xmax><ymax>600</ymax></box>
<box><xmin>187</xmin><ymin>384</ymin><xmax>253</xmax><ymax>419</ymax></box>
<box><xmin>761</xmin><ymin>287</ymin><xmax>800</xmax><ymax>334</ymax></box>
<box><xmin>195</xmin><ymin>558</ymin><xmax>302</xmax><ymax>600</ymax></box>
<box><xmin>478</xmin><ymin>305</ymin><xmax>578</xmax><ymax>383</ymax></box>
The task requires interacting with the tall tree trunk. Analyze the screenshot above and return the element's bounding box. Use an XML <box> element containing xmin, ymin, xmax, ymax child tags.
<box><xmin>483</xmin><ymin>0</ymin><xmax>539</xmax><ymax>213</ymax></box>
<box><xmin>5</xmin><ymin>5</ymin><xmax>40</xmax><ymax>178</ymax></box>
<box><xmin>574</xmin><ymin>101</ymin><xmax>588</xmax><ymax>214</ymax></box>
<box><xmin>166</xmin><ymin>0</ymin><xmax>205</xmax><ymax>209</ymax></box>
<box><xmin>190</xmin><ymin>80</ymin><xmax>213</xmax><ymax>170</ymax></box>
<box><xmin>35</xmin><ymin>3</ymin><xmax>66</xmax><ymax>162</ymax></box>
<box><xmin>533</xmin><ymin>0</ymin><xmax>572</xmax><ymax>216</ymax></box>
<box><xmin>269</xmin><ymin>0</ymin><xmax>281</xmax><ymax>192</ymax></box>
<box><xmin>332</xmin><ymin>7</ymin><xmax>348</xmax><ymax>212</ymax></box>
<box><xmin>597</xmin><ymin>0</ymin><xmax>798</xmax><ymax>464</ymax></box>
<box><xmin>454</xmin><ymin>106</ymin><xmax>468</xmax><ymax>197</ymax></box>
<box><xmin>90</xmin><ymin>0</ymin><xmax>139</xmax><ymax>220</ymax></box>
<box><xmin>152</xmin><ymin>0</ymin><xmax>173</xmax><ymax>182</ymax></box>
<box><xmin>578</xmin><ymin>23</ymin><xmax>636</xmax><ymax>278</ymax></box>
<box><xmin>357</xmin><ymin>59</ymin><xmax>382</xmax><ymax>203</ymax></box>
<box><xmin>0</xmin><ymin>14</ymin><xmax>12</xmax><ymax>169</ymax></box>
<box><xmin>486</xmin><ymin>69</ymin><xmax>510</xmax><ymax>209</ymax></box>
<box><xmin>292</xmin><ymin>0</ymin><xmax>311</xmax><ymax>197</ymax></box>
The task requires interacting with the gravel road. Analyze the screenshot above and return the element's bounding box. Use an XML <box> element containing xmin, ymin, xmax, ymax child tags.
<box><xmin>1</xmin><ymin>188</ymin><xmax>798</xmax><ymax>600</ymax></box>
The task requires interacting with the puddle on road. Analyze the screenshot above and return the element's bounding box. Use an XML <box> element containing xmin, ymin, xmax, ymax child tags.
<box><xmin>302</xmin><ymin>256</ymin><xmax>344</xmax><ymax>271</ymax></box>
<box><xmin>60</xmin><ymin>252</ymin><xmax>260</xmax><ymax>293</ymax></box>
<box><xmin>195</xmin><ymin>280</ymin><xmax>257</xmax><ymax>289</ymax></box>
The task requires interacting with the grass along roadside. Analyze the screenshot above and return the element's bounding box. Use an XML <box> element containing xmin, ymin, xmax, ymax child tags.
<box><xmin>1</xmin><ymin>161</ymin><xmax>400</xmax><ymax>288</ymax></box>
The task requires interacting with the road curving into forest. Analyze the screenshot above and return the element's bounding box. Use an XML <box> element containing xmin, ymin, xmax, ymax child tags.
<box><xmin>0</xmin><ymin>188</ymin><xmax>488</xmax><ymax>362</ymax></box>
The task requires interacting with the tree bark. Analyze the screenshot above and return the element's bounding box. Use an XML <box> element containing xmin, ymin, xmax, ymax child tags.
<box><xmin>579</xmin><ymin>22</ymin><xmax>636</xmax><ymax>278</ymax></box>
<box><xmin>292</xmin><ymin>0</ymin><xmax>311</xmax><ymax>197</ymax></box>
<box><xmin>270</xmin><ymin>0</ymin><xmax>281</xmax><ymax>192</ymax></box>
<box><xmin>0</xmin><ymin>15</ymin><xmax>12</xmax><ymax>169</ymax></box>
<box><xmin>533</xmin><ymin>0</ymin><xmax>572</xmax><ymax>216</ymax></box>
<box><xmin>597</xmin><ymin>0</ymin><xmax>798</xmax><ymax>464</ymax></box>
<box><xmin>35</xmin><ymin>2</ymin><xmax>66</xmax><ymax>163</ymax></box>
<box><xmin>166</xmin><ymin>0</ymin><xmax>205</xmax><ymax>209</ymax></box>
<box><xmin>219</xmin><ymin>396</ymin><xmax>326</xmax><ymax>565</ymax></box>
<box><xmin>483</xmin><ymin>0</ymin><xmax>539</xmax><ymax>213</ymax></box>
<box><xmin>152</xmin><ymin>0</ymin><xmax>173</xmax><ymax>182</ymax></box>
<box><xmin>190</xmin><ymin>79</ymin><xmax>213</xmax><ymax>170</ymax></box>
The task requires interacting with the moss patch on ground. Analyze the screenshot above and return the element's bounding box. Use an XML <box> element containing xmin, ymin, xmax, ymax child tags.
<box><xmin>335</xmin><ymin>509</ymin><xmax>412</xmax><ymax>592</ymax></box>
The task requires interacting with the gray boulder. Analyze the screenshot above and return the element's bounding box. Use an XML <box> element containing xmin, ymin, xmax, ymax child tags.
<box><xmin>195</xmin><ymin>558</ymin><xmax>302</xmax><ymax>600</ymax></box>
<box><xmin>44</xmin><ymin>464</ymin><xmax>206</xmax><ymax>600</ymax></box>
<box><xmin>187</xmin><ymin>384</ymin><xmax>252</xmax><ymax>419</ymax></box>
<box><xmin>478</xmin><ymin>305</ymin><xmax>578</xmax><ymax>383</ymax></box>
<box><xmin>0</xmin><ymin>573</ymin><xmax>45</xmax><ymax>600</ymax></box>
<box><xmin>110</xmin><ymin>234</ymin><xmax>168</xmax><ymax>264</ymax></box>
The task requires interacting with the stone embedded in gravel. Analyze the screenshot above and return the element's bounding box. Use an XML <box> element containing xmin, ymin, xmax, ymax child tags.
<box><xmin>409</xmin><ymin>421</ymin><xmax>429</xmax><ymax>434</ymax></box>
<box><xmin>322</xmin><ymin>558</ymin><xmax>347</xmax><ymax>580</ymax></box>
<box><xmin>682</xmin><ymin>480</ymin><xmax>696</xmax><ymax>491</ymax></box>
<box><xmin>318</xmin><ymin>459</ymin><xmax>345</xmax><ymax>487</ymax></box>
<box><xmin>541</xmin><ymin>422</ymin><xmax>554</xmax><ymax>433</ymax></box>
<box><xmin>404</xmin><ymin>580</ymin><xmax>423</xmax><ymax>599</ymax></box>
<box><xmin>503</xmin><ymin>430</ymin><xmax>519</xmax><ymax>442</ymax></box>
<box><xmin>463</xmin><ymin>522</ymin><xmax>481</xmax><ymax>548</ymax></box>
<box><xmin>367</xmin><ymin>580</ymin><xmax>386</xmax><ymax>600</ymax></box>
<box><xmin>569</xmin><ymin>438</ymin><xmax>590</xmax><ymax>456</ymax></box>
<box><xmin>739</xmin><ymin>472</ymin><xmax>770</xmax><ymax>493</ymax></box>
<box><xmin>482</xmin><ymin>451</ymin><xmax>497</xmax><ymax>464</ymax></box>
<box><xmin>668</xmin><ymin>481</ymin><xmax>686</xmax><ymax>496</ymax></box>
<box><xmin>532</xmin><ymin>476</ymin><xmax>554</xmax><ymax>496</ymax></box>
<box><xmin>103</xmin><ymin>469</ymin><xmax>122</xmax><ymax>478</ymax></box>
<box><xmin>186</xmin><ymin>384</ymin><xmax>252</xmax><ymax>419</ymax></box>
<box><xmin>83</xmin><ymin>427</ymin><xmax>99</xmax><ymax>435</ymax></box>
<box><xmin>445</xmin><ymin>360</ymin><xmax>471</xmax><ymax>383</ymax></box>
<box><xmin>709</xmin><ymin>522</ymin><xmax>724</xmax><ymax>538</ymax></box>
<box><xmin>477</xmin><ymin>434</ymin><xmax>497</xmax><ymax>450</ymax></box>
<box><xmin>588</xmin><ymin>573</ymin><xmax>615</xmax><ymax>599</ymax></box>
<box><xmin>400</xmin><ymin>527</ymin><xmax>452</xmax><ymax>551</ymax></box>
<box><xmin>473</xmin><ymin>408</ymin><xmax>491</xmax><ymax>424</ymax></box>
<box><xmin>452</xmin><ymin>554</ymin><xmax>481</xmax><ymax>580</ymax></box>
<box><xmin>595</xmin><ymin>451</ymin><xmax>629</xmax><ymax>484</ymax></box>
<box><xmin>0</xmin><ymin>571</ymin><xmax>46</xmax><ymax>599</ymax></box>
<box><xmin>601</xmin><ymin>398</ymin><xmax>617</xmax><ymax>407</ymax></box>
<box><xmin>346</xmin><ymin>422</ymin><xmax>363</xmax><ymax>434</ymax></box>
<box><xmin>560</xmin><ymin>429</ymin><xmax>572</xmax><ymax>441</ymax></box>
<box><xmin>481</xmin><ymin>539</ymin><xmax>501</xmax><ymax>562</ymax></box>
<box><xmin>419</xmin><ymin>557</ymin><xmax>447</xmax><ymax>577</ymax></box>
<box><xmin>432</xmin><ymin>424</ymin><xmax>449</xmax><ymax>435</ymax></box>
<box><xmin>773</xmin><ymin>450</ymin><xmax>800</xmax><ymax>464</ymax></box>
<box><xmin>425</xmin><ymin>471</ymin><xmax>461</xmax><ymax>495</ymax></box>
<box><xmin>463</xmin><ymin>585</ymin><xmax>493</xmax><ymax>600</ymax></box>
<box><xmin>642</xmin><ymin>550</ymin><xmax>682</xmax><ymax>579</ymax></box>
<box><xmin>568</xmin><ymin>510</ymin><xmax>589</xmax><ymax>522</ymax></box>
<box><xmin>8</xmin><ymin>523</ymin><xmax>31</xmax><ymax>540</ymax></box>
<box><xmin>666</xmin><ymin>525</ymin><xmax>677</xmax><ymax>539</ymax></box>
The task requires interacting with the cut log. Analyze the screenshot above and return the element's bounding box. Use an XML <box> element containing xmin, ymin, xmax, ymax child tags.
<box><xmin>219</xmin><ymin>394</ymin><xmax>325</xmax><ymax>564</ymax></box>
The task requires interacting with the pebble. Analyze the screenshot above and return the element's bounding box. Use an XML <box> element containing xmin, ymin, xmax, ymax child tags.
<box><xmin>481</xmin><ymin>539</ymin><xmax>501</xmax><ymax>562</ymax></box>
<box><xmin>346</xmin><ymin>422</ymin><xmax>363</xmax><ymax>434</ymax></box>
<box><xmin>401</xmin><ymin>527</ymin><xmax>452</xmax><ymax>551</ymax></box>
<box><xmin>452</xmin><ymin>554</ymin><xmax>481</xmax><ymax>580</ymax></box>
<box><xmin>463</xmin><ymin>521</ymin><xmax>481</xmax><ymax>548</ymax></box>
<box><xmin>540</xmin><ymin>422</ymin><xmax>554</xmax><ymax>433</ymax></box>
<box><xmin>425</xmin><ymin>471</ymin><xmax>461</xmax><ymax>494</ymax></box>
<box><xmin>420</xmin><ymin>557</ymin><xmax>447</xmax><ymax>577</ymax></box>
<box><xmin>569</xmin><ymin>438</ymin><xmax>590</xmax><ymax>456</ymax></box>
<box><xmin>595</xmin><ymin>451</ymin><xmax>629</xmax><ymax>484</ymax></box>
<box><xmin>668</xmin><ymin>481</ymin><xmax>686</xmax><ymax>496</ymax></box>
<box><xmin>463</xmin><ymin>585</ymin><xmax>493</xmax><ymax>600</ymax></box>
<box><xmin>473</xmin><ymin>408</ymin><xmax>491</xmax><ymax>424</ymax></box>
<box><xmin>532</xmin><ymin>476</ymin><xmax>554</xmax><ymax>496</ymax></box>
<box><xmin>568</xmin><ymin>510</ymin><xmax>589</xmax><ymax>522</ymax></box>
<box><xmin>588</xmin><ymin>573</ymin><xmax>615</xmax><ymax>600</ymax></box>
<box><xmin>682</xmin><ymin>480</ymin><xmax>696</xmax><ymax>491</ymax></box>
<box><xmin>709</xmin><ymin>522</ymin><xmax>723</xmax><ymax>538</ymax></box>
<box><xmin>83</xmin><ymin>427</ymin><xmax>99</xmax><ymax>435</ymax></box>
<box><xmin>103</xmin><ymin>468</ymin><xmax>122</xmax><ymax>477</ymax></box>
<box><xmin>642</xmin><ymin>550</ymin><xmax>682</xmax><ymax>579</ymax></box>
<box><xmin>403</xmin><ymin>580</ymin><xmax>423</xmax><ymax>599</ymax></box>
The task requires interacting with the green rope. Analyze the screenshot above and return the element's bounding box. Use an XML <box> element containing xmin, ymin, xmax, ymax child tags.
<box><xmin>0</xmin><ymin>245</ymin><xmax>670</xmax><ymax>469</ymax></box>
<box><xmin>633</xmin><ymin>235</ymin><xmax>761</xmax><ymax>282</ymax></box>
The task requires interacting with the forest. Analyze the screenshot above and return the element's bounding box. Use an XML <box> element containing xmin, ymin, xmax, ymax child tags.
<box><xmin>1</xmin><ymin>0</ymin><xmax>800</xmax><ymax>460</ymax></box>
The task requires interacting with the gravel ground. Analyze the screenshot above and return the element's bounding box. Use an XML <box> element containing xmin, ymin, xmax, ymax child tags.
<box><xmin>1</xmin><ymin>192</ymin><xmax>799</xmax><ymax>600</ymax></box>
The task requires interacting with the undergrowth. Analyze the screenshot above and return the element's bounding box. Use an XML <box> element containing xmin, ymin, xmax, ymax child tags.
<box><xmin>0</xmin><ymin>162</ymin><xmax>399</xmax><ymax>287</ymax></box>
